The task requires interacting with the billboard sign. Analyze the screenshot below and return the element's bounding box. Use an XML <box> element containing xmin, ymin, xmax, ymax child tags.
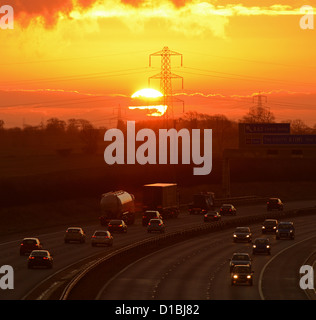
<box><xmin>263</xmin><ymin>135</ymin><xmax>316</xmax><ymax>145</ymax></box>
<box><xmin>244</xmin><ymin>123</ymin><xmax>290</xmax><ymax>134</ymax></box>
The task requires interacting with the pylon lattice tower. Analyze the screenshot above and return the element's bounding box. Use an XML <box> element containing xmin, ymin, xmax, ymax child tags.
<box><xmin>253</xmin><ymin>92</ymin><xmax>267</xmax><ymax>108</ymax></box>
<box><xmin>149</xmin><ymin>47</ymin><xmax>183</xmax><ymax>123</ymax></box>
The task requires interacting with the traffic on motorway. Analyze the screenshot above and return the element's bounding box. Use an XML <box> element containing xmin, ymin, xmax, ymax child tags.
<box><xmin>1</xmin><ymin>184</ymin><xmax>314</xmax><ymax>301</ymax></box>
<box><xmin>17</xmin><ymin>192</ymin><xmax>292</xmax><ymax>284</ymax></box>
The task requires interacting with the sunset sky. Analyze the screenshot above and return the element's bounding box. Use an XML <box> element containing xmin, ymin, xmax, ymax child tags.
<box><xmin>0</xmin><ymin>0</ymin><xmax>315</xmax><ymax>128</ymax></box>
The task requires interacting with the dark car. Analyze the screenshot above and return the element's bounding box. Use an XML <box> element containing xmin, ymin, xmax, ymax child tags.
<box><xmin>64</xmin><ymin>227</ymin><xmax>86</xmax><ymax>244</ymax></box>
<box><xmin>204</xmin><ymin>211</ymin><xmax>221</xmax><ymax>222</ymax></box>
<box><xmin>147</xmin><ymin>219</ymin><xmax>165</xmax><ymax>233</ymax></box>
<box><xmin>108</xmin><ymin>219</ymin><xmax>127</xmax><ymax>233</ymax></box>
<box><xmin>252</xmin><ymin>238</ymin><xmax>271</xmax><ymax>255</ymax></box>
<box><xmin>276</xmin><ymin>221</ymin><xmax>295</xmax><ymax>240</ymax></box>
<box><xmin>262</xmin><ymin>219</ymin><xmax>278</xmax><ymax>234</ymax></box>
<box><xmin>231</xmin><ymin>265</ymin><xmax>254</xmax><ymax>286</ymax></box>
<box><xmin>27</xmin><ymin>250</ymin><xmax>53</xmax><ymax>269</ymax></box>
<box><xmin>20</xmin><ymin>238</ymin><xmax>43</xmax><ymax>256</ymax></box>
<box><xmin>91</xmin><ymin>230</ymin><xmax>113</xmax><ymax>247</ymax></box>
<box><xmin>267</xmin><ymin>198</ymin><xmax>283</xmax><ymax>211</ymax></box>
<box><xmin>142</xmin><ymin>210</ymin><xmax>163</xmax><ymax>226</ymax></box>
<box><xmin>233</xmin><ymin>227</ymin><xmax>252</xmax><ymax>242</ymax></box>
<box><xmin>220</xmin><ymin>204</ymin><xmax>237</xmax><ymax>216</ymax></box>
<box><xmin>229</xmin><ymin>253</ymin><xmax>252</xmax><ymax>272</ymax></box>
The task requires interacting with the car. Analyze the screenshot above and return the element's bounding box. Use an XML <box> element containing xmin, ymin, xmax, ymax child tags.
<box><xmin>64</xmin><ymin>227</ymin><xmax>86</xmax><ymax>243</ymax></box>
<box><xmin>204</xmin><ymin>211</ymin><xmax>221</xmax><ymax>222</ymax></box>
<box><xmin>20</xmin><ymin>238</ymin><xmax>43</xmax><ymax>256</ymax></box>
<box><xmin>220</xmin><ymin>204</ymin><xmax>237</xmax><ymax>216</ymax></box>
<box><xmin>142</xmin><ymin>210</ymin><xmax>163</xmax><ymax>226</ymax></box>
<box><xmin>27</xmin><ymin>250</ymin><xmax>53</xmax><ymax>269</ymax></box>
<box><xmin>276</xmin><ymin>221</ymin><xmax>295</xmax><ymax>240</ymax></box>
<box><xmin>229</xmin><ymin>253</ymin><xmax>252</xmax><ymax>272</ymax></box>
<box><xmin>262</xmin><ymin>219</ymin><xmax>278</xmax><ymax>234</ymax></box>
<box><xmin>252</xmin><ymin>238</ymin><xmax>271</xmax><ymax>255</ymax></box>
<box><xmin>108</xmin><ymin>219</ymin><xmax>127</xmax><ymax>233</ymax></box>
<box><xmin>267</xmin><ymin>198</ymin><xmax>283</xmax><ymax>211</ymax></box>
<box><xmin>233</xmin><ymin>227</ymin><xmax>252</xmax><ymax>242</ymax></box>
<box><xmin>91</xmin><ymin>230</ymin><xmax>113</xmax><ymax>247</ymax></box>
<box><xmin>147</xmin><ymin>219</ymin><xmax>165</xmax><ymax>233</ymax></box>
<box><xmin>231</xmin><ymin>265</ymin><xmax>254</xmax><ymax>286</ymax></box>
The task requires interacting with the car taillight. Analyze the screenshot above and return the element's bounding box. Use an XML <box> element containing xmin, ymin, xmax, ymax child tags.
<box><xmin>43</xmin><ymin>257</ymin><xmax>48</xmax><ymax>260</ymax></box>
<box><xmin>29</xmin><ymin>257</ymin><xmax>35</xmax><ymax>260</ymax></box>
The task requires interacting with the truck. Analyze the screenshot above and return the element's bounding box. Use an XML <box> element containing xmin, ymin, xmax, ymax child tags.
<box><xmin>188</xmin><ymin>191</ymin><xmax>215</xmax><ymax>215</ymax></box>
<box><xmin>142</xmin><ymin>183</ymin><xmax>180</xmax><ymax>219</ymax></box>
<box><xmin>99</xmin><ymin>190</ymin><xmax>135</xmax><ymax>226</ymax></box>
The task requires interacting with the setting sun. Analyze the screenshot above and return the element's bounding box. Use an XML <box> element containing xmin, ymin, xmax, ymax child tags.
<box><xmin>130</xmin><ymin>88</ymin><xmax>167</xmax><ymax>117</ymax></box>
<box><xmin>131</xmin><ymin>88</ymin><xmax>163</xmax><ymax>99</ymax></box>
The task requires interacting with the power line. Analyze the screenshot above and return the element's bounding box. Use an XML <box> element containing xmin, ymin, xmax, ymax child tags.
<box><xmin>0</xmin><ymin>67</ymin><xmax>152</xmax><ymax>86</ymax></box>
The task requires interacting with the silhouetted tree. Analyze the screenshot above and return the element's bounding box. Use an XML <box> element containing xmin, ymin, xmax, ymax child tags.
<box><xmin>241</xmin><ymin>106</ymin><xmax>275</xmax><ymax>123</ymax></box>
<box><xmin>46</xmin><ymin>118</ymin><xmax>66</xmax><ymax>133</ymax></box>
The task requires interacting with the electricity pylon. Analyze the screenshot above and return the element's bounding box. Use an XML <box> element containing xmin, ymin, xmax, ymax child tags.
<box><xmin>148</xmin><ymin>47</ymin><xmax>184</xmax><ymax>123</ymax></box>
<box><xmin>253</xmin><ymin>92</ymin><xmax>267</xmax><ymax>108</ymax></box>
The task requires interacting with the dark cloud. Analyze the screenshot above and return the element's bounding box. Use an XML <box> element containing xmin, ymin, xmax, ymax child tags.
<box><xmin>7</xmin><ymin>0</ymin><xmax>191</xmax><ymax>28</ymax></box>
<box><xmin>6</xmin><ymin>0</ymin><xmax>75</xmax><ymax>27</ymax></box>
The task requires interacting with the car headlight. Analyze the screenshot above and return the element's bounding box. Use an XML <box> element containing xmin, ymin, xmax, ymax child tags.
<box><xmin>246</xmin><ymin>235</ymin><xmax>250</xmax><ymax>237</ymax></box>
<box><xmin>273</xmin><ymin>226</ymin><xmax>276</xmax><ymax>229</ymax></box>
<box><xmin>253</xmin><ymin>245</ymin><xmax>256</xmax><ymax>248</ymax></box>
<box><xmin>233</xmin><ymin>234</ymin><xmax>237</xmax><ymax>237</ymax></box>
<box><xmin>247</xmin><ymin>275</ymin><xmax>252</xmax><ymax>279</ymax></box>
<box><xmin>233</xmin><ymin>275</ymin><xmax>238</xmax><ymax>279</ymax></box>
<box><xmin>266</xmin><ymin>245</ymin><xmax>270</xmax><ymax>248</ymax></box>
<box><xmin>262</xmin><ymin>226</ymin><xmax>265</xmax><ymax>229</ymax></box>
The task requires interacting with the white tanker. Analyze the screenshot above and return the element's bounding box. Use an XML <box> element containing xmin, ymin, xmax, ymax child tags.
<box><xmin>99</xmin><ymin>190</ymin><xmax>135</xmax><ymax>226</ymax></box>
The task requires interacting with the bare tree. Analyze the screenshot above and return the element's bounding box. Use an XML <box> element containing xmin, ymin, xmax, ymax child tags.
<box><xmin>241</xmin><ymin>106</ymin><xmax>275</xmax><ymax>123</ymax></box>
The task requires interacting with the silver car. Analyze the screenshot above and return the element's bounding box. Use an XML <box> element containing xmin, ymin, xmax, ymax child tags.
<box><xmin>91</xmin><ymin>230</ymin><xmax>113</xmax><ymax>247</ymax></box>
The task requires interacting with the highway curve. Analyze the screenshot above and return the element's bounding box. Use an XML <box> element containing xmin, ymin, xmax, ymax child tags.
<box><xmin>0</xmin><ymin>199</ymin><xmax>315</xmax><ymax>300</ymax></box>
<box><xmin>96</xmin><ymin>213</ymin><xmax>316</xmax><ymax>300</ymax></box>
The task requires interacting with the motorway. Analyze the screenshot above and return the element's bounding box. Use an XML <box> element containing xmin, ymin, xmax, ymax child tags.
<box><xmin>0</xmin><ymin>199</ymin><xmax>316</xmax><ymax>300</ymax></box>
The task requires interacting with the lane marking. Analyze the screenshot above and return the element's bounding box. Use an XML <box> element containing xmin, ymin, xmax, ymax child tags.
<box><xmin>258</xmin><ymin>234</ymin><xmax>316</xmax><ymax>300</ymax></box>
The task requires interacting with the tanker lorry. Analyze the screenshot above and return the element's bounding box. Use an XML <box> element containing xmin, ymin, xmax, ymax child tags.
<box><xmin>99</xmin><ymin>190</ymin><xmax>135</xmax><ymax>226</ymax></box>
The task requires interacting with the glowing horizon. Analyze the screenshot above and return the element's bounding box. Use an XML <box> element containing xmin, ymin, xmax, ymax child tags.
<box><xmin>0</xmin><ymin>1</ymin><xmax>315</xmax><ymax>127</ymax></box>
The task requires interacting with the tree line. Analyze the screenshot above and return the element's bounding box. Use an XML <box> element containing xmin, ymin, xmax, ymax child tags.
<box><xmin>0</xmin><ymin>107</ymin><xmax>315</xmax><ymax>156</ymax></box>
